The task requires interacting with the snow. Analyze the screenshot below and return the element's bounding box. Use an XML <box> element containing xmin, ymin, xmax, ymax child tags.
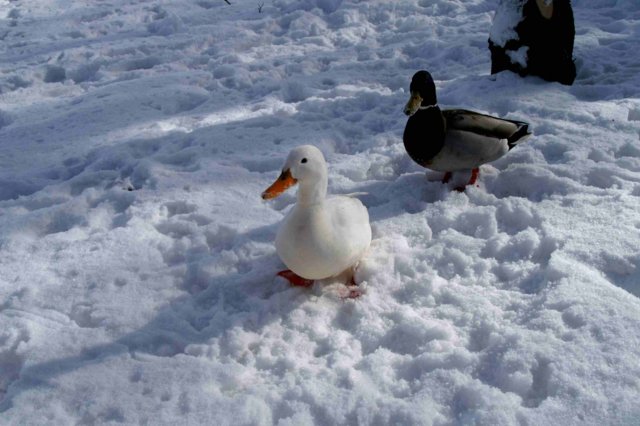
<box><xmin>0</xmin><ymin>0</ymin><xmax>639</xmax><ymax>424</ymax></box>
<box><xmin>488</xmin><ymin>0</ymin><xmax>523</xmax><ymax>47</ymax></box>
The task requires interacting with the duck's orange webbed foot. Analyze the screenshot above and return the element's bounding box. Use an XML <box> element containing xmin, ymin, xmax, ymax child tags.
<box><xmin>468</xmin><ymin>167</ymin><xmax>480</xmax><ymax>186</ymax></box>
<box><xmin>454</xmin><ymin>168</ymin><xmax>480</xmax><ymax>192</ymax></box>
<box><xmin>277</xmin><ymin>270</ymin><xmax>314</xmax><ymax>287</ymax></box>
<box><xmin>442</xmin><ymin>171</ymin><xmax>452</xmax><ymax>184</ymax></box>
<box><xmin>343</xmin><ymin>275</ymin><xmax>362</xmax><ymax>299</ymax></box>
<box><xmin>344</xmin><ymin>287</ymin><xmax>363</xmax><ymax>299</ymax></box>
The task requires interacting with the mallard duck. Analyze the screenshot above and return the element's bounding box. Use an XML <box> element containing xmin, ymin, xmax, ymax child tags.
<box><xmin>262</xmin><ymin>145</ymin><xmax>371</xmax><ymax>296</ymax></box>
<box><xmin>403</xmin><ymin>70</ymin><xmax>531</xmax><ymax>190</ymax></box>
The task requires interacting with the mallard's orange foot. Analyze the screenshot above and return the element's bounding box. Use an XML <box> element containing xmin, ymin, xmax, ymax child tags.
<box><xmin>277</xmin><ymin>269</ymin><xmax>314</xmax><ymax>287</ymax></box>
<box><xmin>442</xmin><ymin>172</ymin><xmax>452</xmax><ymax>184</ymax></box>
<box><xmin>468</xmin><ymin>168</ymin><xmax>479</xmax><ymax>186</ymax></box>
<box><xmin>454</xmin><ymin>168</ymin><xmax>480</xmax><ymax>192</ymax></box>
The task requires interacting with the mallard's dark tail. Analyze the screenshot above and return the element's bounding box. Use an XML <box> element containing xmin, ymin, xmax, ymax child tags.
<box><xmin>507</xmin><ymin>122</ymin><xmax>532</xmax><ymax>150</ymax></box>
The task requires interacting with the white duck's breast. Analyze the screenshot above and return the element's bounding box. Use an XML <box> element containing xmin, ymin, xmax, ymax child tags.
<box><xmin>275</xmin><ymin>197</ymin><xmax>371</xmax><ymax>280</ymax></box>
<box><xmin>429</xmin><ymin>130</ymin><xmax>509</xmax><ymax>171</ymax></box>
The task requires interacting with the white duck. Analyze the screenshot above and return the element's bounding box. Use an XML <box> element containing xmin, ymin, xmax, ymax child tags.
<box><xmin>262</xmin><ymin>145</ymin><xmax>371</xmax><ymax>292</ymax></box>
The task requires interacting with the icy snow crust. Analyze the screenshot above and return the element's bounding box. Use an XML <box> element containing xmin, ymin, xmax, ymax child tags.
<box><xmin>1</xmin><ymin>0</ymin><xmax>640</xmax><ymax>424</ymax></box>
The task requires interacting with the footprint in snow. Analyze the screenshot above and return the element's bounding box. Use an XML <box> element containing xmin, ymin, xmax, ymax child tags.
<box><xmin>163</xmin><ymin>201</ymin><xmax>197</xmax><ymax>218</ymax></box>
<box><xmin>0</xmin><ymin>327</ymin><xmax>29</xmax><ymax>408</ymax></box>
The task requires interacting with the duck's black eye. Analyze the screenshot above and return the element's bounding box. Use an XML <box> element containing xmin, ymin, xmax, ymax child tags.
<box><xmin>301</xmin><ymin>158</ymin><xmax>308</xmax><ymax>164</ymax></box>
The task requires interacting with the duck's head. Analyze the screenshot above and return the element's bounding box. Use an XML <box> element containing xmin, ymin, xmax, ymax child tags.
<box><xmin>262</xmin><ymin>145</ymin><xmax>327</xmax><ymax>200</ymax></box>
<box><xmin>404</xmin><ymin>70</ymin><xmax>438</xmax><ymax>117</ymax></box>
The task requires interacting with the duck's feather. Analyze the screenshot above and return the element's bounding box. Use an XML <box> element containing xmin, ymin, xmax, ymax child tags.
<box><xmin>417</xmin><ymin>109</ymin><xmax>531</xmax><ymax>171</ymax></box>
<box><xmin>427</xmin><ymin>129</ymin><xmax>510</xmax><ymax>171</ymax></box>
<box><xmin>326</xmin><ymin>197</ymin><xmax>371</xmax><ymax>260</ymax></box>
<box><xmin>443</xmin><ymin>109</ymin><xmax>528</xmax><ymax>140</ymax></box>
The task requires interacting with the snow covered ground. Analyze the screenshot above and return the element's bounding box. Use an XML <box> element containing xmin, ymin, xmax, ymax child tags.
<box><xmin>1</xmin><ymin>0</ymin><xmax>639</xmax><ymax>424</ymax></box>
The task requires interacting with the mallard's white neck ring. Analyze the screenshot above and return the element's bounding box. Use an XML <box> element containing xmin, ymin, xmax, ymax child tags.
<box><xmin>418</xmin><ymin>104</ymin><xmax>438</xmax><ymax>110</ymax></box>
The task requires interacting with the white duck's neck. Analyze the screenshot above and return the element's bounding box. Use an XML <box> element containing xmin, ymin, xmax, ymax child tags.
<box><xmin>296</xmin><ymin>176</ymin><xmax>327</xmax><ymax>206</ymax></box>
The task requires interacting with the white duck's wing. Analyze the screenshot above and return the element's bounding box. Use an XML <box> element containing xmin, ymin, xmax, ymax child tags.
<box><xmin>325</xmin><ymin>196</ymin><xmax>372</xmax><ymax>264</ymax></box>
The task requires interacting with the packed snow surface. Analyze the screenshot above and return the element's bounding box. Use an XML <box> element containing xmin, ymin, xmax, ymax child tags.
<box><xmin>1</xmin><ymin>0</ymin><xmax>640</xmax><ymax>424</ymax></box>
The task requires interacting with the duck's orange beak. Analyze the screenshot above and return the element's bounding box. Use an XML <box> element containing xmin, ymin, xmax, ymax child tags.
<box><xmin>262</xmin><ymin>169</ymin><xmax>298</xmax><ymax>200</ymax></box>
